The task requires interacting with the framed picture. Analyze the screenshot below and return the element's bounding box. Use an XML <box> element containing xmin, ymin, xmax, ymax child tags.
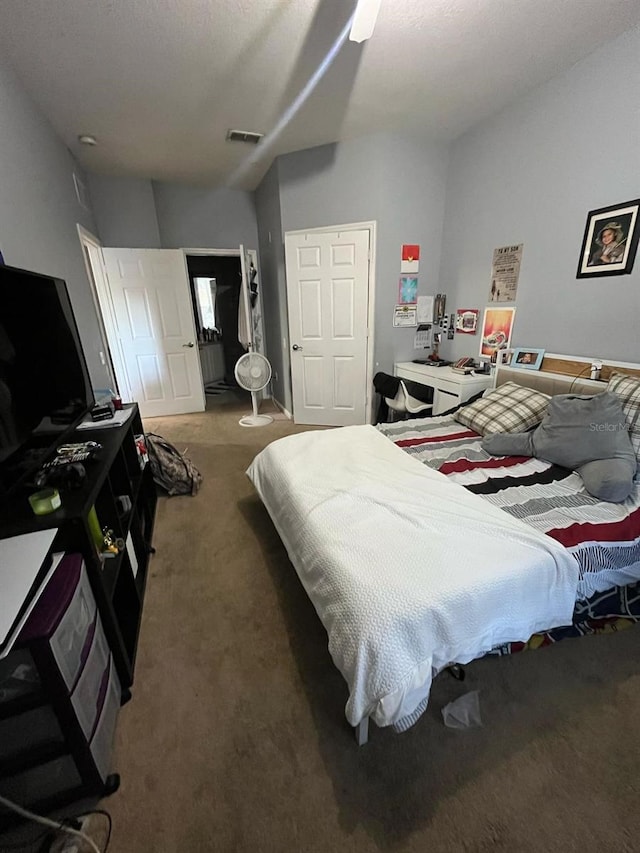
<box><xmin>398</xmin><ymin>276</ymin><xmax>418</xmax><ymax>304</ymax></box>
<box><xmin>577</xmin><ymin>198</ymin><xmax>640</xmax><ymax>278</ymax></box>
<box><xmin>434</xmin><ymin>293</ymin><xmax>447</xmax><ymax>323</ymax></box>
<box><xmin>455</xmin><ymin>308</ymin><xmax>478</xmax><ymax>334</ymax></box>
<box><xmin>496</xmin><ymin>348</ymin><xmax>514</xmax><ymax>367</ymax></box>
<box><xmin>511</xmin><ymin>347</ymin><xmax>545</xmax><ymax>370</ymax></box>
<box><xmin>480</xmin><ymin>307</ymin><xmax>516</xmax><ymax>359</ymax></box>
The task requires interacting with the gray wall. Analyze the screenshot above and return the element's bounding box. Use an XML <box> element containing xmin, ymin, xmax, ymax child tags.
<box><xmin>87</xmin><ymin>176</ymin><xmax>259</xmax><ymax>252</ymax></box>
<box><xmin>439</xmin><ymin>26</ymin><xmax>640</xmax><ymax>363</ymax></box>
<box><xmin>254</xmin><ymin>161</ymin><xmax>290</xmax><ymax>410</ymax></box>
<box><xmin>367</xmin><ymin>133</ymin><xmax>449</xmax><ymax>371</ymax></box>
<box><xmin>153</xmin><ymin>182</ymin><xmax>258</xmax><ymax>250</ymax></box>
<box><xmin>0</xmin><ymin>58</ymin><xmax>110</xmax><ymax>387</ymax></box>
<box><xmin>263</xmin><ymin>131</ymin><xmax>449</xmax><ymax>409</ymax></box>
<box><xmin>87</xmin><ymin>174</ymin><xmax>161</xmax><ymax>247</ymax></box>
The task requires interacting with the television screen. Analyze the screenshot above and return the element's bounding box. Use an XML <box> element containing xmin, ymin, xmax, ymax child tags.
<box><xmin>0</xmin><ymin>265</ymin><xmax>94</xmax><ymax>496</ymax></box>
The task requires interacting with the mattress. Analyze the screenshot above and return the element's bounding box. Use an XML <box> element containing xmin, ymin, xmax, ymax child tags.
<box><xmin>248</xmin><ymin>425</ymin><xmax>579</xmax><ymax>728</ymax></box>
<box><xmin>378</xmin><ymin>416</ymin><xmax>640</xmax><ymax>600</ymax></box>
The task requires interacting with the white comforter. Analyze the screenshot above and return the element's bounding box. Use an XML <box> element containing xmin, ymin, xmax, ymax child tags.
<box><xmin>247</xmin><ymin>425</ymin><xmax>579</xmax><ymax>728</ymax></box>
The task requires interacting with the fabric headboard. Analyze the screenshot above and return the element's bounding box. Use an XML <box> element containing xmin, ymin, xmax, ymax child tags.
<box><xmin>495</xmin><ymin>366</ymin><xmax>606</xmax><ymax>397</ymax></box>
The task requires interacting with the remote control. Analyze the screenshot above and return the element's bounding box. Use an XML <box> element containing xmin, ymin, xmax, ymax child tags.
<box><xmin>41</xmin><ymin>450</ymin><xmax>93</xmax><ymax>469</ymax></box>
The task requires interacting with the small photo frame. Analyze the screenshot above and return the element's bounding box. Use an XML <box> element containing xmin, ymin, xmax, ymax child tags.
<box><xmin>577</xmin><ymin>198</ymin><xmax>640</xmax><ymax>278</ymax></box>
<box><xmin>511</xmin><ymin>348</ymin><xmax>545</xmax><ymax>370</ymax></box>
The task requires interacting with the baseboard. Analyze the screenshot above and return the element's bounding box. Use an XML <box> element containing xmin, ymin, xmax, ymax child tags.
<box><xmin>272</xmin><ymin>397</ymin><xmax>292</xmax><ymax>420</ymax></box>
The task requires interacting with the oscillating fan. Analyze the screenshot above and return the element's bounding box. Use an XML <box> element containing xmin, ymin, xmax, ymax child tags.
<box><xmin>234</xmin><ymin>352</ymin><xmax>274</xmax><ymax>427</ymax></box>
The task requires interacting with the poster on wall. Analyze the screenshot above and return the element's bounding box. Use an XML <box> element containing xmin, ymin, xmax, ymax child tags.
<box><xmin>393</xmin><ymin>304</ymin><xmax>418</xmax><ymax>327</ymax></box>
<box><xmin>455</xmin><ymin>309</ymin><xmax>479</xmax><ymax>334</ymax></box>
<box><xmin>398</xmin><ymin>276</ymin><xmax>418</xmax><ymax>304</ymax></box>
<box><xmin>480</xmin><ymin>307</ymin><xmax>516</xmax><ymax>360</ymax></box>
<box><xmin>401</xmin><ymin>244</ymin><xmax>420</xmax><ymax>274</ymax></box>
<box><xmin>488</xmin><ymin>244</ymin><xmax>523</xmax><ymax>302</ymax></box>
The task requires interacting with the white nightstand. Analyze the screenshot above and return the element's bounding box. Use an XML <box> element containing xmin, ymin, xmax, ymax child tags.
<box><xmin>394</xmin><ymin>363</ymin><xmax>492</xmax><ymax>416</ymax></box>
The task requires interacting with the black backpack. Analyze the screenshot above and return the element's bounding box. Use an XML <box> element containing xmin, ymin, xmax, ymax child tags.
<box><xmin>145</xmin><ymin>433</ymin><xmax>203</xmax><ymax>496</ymax></box>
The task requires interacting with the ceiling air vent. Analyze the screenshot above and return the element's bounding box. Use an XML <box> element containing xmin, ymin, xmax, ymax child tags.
<box><xmin>226</xmin><ymin>129</ymin><xmax>264</xmax><ymax>145</ymax></box>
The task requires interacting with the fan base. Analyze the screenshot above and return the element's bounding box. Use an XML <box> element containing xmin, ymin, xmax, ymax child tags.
<box><xmin>238</xmin><ymin>414</ymin><xmax>274</xmax><ymax>428</ymax></box>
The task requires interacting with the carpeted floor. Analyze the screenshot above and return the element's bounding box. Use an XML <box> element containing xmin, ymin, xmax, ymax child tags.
<box><xmin>105</xmin><ymin>400</ymin><xmax>640</xmax><ymax>853</ymax></box>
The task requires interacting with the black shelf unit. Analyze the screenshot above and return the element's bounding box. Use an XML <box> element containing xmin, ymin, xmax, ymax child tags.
<box><xmin>0</xmin><ymin>404</ymin><xmax>157</xmax><ymax>689</ymax></box>
<box><xmin>0</xmin><ymin>406</ymin><xmax>157</xmax><ymax>831</ymax></box>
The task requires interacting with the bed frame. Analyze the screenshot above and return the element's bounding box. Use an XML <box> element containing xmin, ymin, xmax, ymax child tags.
<box><xmin>494</xmin><ymin>351</ymin><xmax>640</xmax><ymax>392</ymax></box>
<box><xmin>354</xmin><ymin>353</ymin><xmax>640</xmax><ymax>745</ymax></box>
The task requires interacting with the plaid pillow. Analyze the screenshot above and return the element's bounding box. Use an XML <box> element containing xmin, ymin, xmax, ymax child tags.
<box><xmin>607</xmin><ymin>372</ymin><xmax>640</xmax><ymax>463</ymax></box>
<box><xmin>453</xmin><ymin>381</ymin><xmax>550</xmax><ymax>436</ymax></box>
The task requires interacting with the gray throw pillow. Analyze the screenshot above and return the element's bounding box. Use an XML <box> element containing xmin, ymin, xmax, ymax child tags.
<box><xmin>527</xmin><ymin>392</ymin><xmax>636</xmax><ymax>470</ymax></box>
<box><xmin>482</xmin><ymin>392</ymin><xmax>636</xmax><ymax>502</ymax></box>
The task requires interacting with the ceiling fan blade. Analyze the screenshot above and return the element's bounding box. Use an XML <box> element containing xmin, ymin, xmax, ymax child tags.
<box><xmin>349</xmin><ymin>0</ymin><xmax>383</xmax><ymax>43</ymax></box>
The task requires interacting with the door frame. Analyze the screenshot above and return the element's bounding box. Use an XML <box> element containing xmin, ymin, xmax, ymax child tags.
<box><xmin>182</xmin><ymin>248</ymin><xmax>240</xmax><ymax>256</ymax></box>
<box><xmin>181</xmin><ymin>248</ymin><xmax>241</xmax><ymax>388</ymax></box>
<box><xmin>77</xmin><ymin>224</ymin><xmax>130</xmax><ymax>398</ymax></box>
<box><xmin>182</xmin><ymin>246</ymin><xmax>267</xmax><ymax>398</ymax></box>
<box><xmin>284</xmin><ymin>220</ymin><xmax>377</xmax><ymax>424</ymax></box>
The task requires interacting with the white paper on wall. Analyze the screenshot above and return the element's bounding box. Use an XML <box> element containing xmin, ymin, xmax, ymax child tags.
<box><xmin>416</xmin><ymin>295</ymin><xmax>434</xmax><ymax>324</ymax></box>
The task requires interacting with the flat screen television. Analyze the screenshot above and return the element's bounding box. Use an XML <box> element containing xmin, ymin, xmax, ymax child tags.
<box><xmin>0</xmin><ymin>264</ymin><xmax>94</xmax><ymax>499</ymax></box>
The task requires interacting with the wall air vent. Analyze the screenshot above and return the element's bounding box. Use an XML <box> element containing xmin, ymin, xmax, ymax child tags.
<box><xmin>226</xmin><ymin>129</ymin><xmax>264</xmax><ymax>145</ymax></box>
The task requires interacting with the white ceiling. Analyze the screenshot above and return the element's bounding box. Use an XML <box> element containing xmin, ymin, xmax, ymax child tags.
<box><xmin>1</xmin><ymin>0</ymin><xmax>638</xmax><ymax>190</ymax></box>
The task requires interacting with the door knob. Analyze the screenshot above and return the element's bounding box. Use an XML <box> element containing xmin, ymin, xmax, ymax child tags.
<box><xmin>182</xmin><ymin>342</ymin><xmax>195</xmax><ymax>348</ymax></box>
<box><xmin>292</xmin><ymin>344</ymin><xmax>303</xmax><ymax>351</ymax></box>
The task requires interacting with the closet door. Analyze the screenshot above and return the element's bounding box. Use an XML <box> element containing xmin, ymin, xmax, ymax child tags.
<box><xmin>285</xmin><ymin>229</ymin><xmax>370</xmax><ymax>426</ymax></box>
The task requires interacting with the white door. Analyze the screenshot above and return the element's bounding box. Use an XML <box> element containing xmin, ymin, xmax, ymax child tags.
<box><xmin>285</xmin><ymin>229</ymin><xmax>370</xmax><ymax>426</ymax></box>
<box><xmin>102</xmin><ymin>249</ymin><xmax>205</xmax><ymax>418</ymax></box>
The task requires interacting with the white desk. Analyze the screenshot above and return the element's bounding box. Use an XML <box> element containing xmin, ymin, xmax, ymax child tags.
<box><xmin>394</xmin><ymin>363</ymin><xmax>492</xmax><ymax>416</ymax></box>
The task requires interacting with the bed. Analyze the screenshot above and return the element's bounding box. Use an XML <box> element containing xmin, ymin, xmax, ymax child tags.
<box><xmin>247</xmin><ymin>363</ymin><xmax>640</xmax><ymax>743</ymax></box>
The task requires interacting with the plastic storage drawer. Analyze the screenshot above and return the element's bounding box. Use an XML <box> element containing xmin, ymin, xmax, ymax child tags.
<box><xmin>0</xmin><ymin>649</ymin><xmax>40</xmax><ymax>706</ymax></box>
<box><xmin>71</xmin><ymin>613</ymin><xmax>109</xmax><ymax>739</ymax></box>
<box><xmin>0</xmin><ymin>756</ymin><xmax>81</xmax><ymax>803</ymax></box>
<box><xmin>50</xmin><ymin>564</ymin><xmax>96</xmax><ymax>691</ymax></box>
<box><xmin>90</xmin><ymin>657</ymin><xmax>121</xmax><ymax>782</ymax></box>
<box><xmin>0</xmin><ymin>706</ymin><xmax>63</xmax><ymax>762</ymax></box>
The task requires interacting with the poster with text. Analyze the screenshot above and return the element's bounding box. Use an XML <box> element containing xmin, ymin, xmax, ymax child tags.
<box><xmin>488</xmin><ymin>244</ymin><xmax>523</xmax><ymax>302</ymax></box>
<box><xmin>480</xmin><ymin>307</ymin><xmax>516</xmax><ymax>359</ymax></box>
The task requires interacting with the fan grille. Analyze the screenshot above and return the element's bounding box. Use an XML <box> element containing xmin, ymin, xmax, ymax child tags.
<box><xmin>235</xmin><ymin>352</ymin><xmax>272</xmax><ymax>391</ymax></box>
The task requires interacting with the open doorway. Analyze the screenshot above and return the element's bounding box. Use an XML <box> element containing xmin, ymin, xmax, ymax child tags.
<box><xmin>77</xmin><ymin>234</ymin><xmax>265</xmax><ymax>419</ymax></box>
<box><xmin>185</xmin><ymin>254</ymin><xmax>250</xmax><ymax>407</ymax></box>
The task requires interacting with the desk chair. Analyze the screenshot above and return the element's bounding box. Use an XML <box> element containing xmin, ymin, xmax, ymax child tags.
<box><xmin>385</xmin><ymin>380</ymin><xmax>433</xmax><ymax>421</ymax></box>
